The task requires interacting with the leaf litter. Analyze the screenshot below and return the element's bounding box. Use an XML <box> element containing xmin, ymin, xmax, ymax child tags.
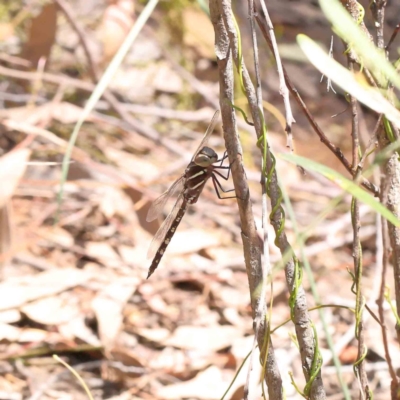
<box><xmin>0</xmin><ymin>1</ymin><xmax>398</xmax><ymax>399</ymax></box>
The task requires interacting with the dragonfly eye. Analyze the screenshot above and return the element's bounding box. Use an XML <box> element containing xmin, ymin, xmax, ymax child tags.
<box><xmin>194</xmin><ymin>146</ymin><xmax>218</xmax><ymax>167</ymax></box>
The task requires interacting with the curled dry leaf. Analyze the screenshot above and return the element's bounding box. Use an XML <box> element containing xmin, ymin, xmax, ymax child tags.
<box><xmin>0</xmin><ymin>149</ymin><xmax>31</xmax><ymax>209</ymax></box>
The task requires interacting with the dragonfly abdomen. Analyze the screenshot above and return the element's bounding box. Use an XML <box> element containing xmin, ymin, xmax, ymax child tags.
<box><xmin>147</xmin><ymin>200</ymin><xmax>189</xmax><ymax>279</ymax></box>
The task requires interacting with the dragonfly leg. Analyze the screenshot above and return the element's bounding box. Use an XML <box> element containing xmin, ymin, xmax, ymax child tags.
<box><xmin>212</xmin><ymin>174</ymin><xmax>236</xmax><ymax>199</ymax></box>
<box><xmin>213</xmin><ymin>167</ymin><xmax>231</xmax><ymax>181</ymax></box>
<box><xmin>217</xmin><ymin>150</ymin><xmax>228</xmax><ymax>166</ymax></box>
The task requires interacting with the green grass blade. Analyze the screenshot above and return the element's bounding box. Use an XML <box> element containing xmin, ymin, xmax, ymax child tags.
<box><xmin>319</xmin><ymin>0</ymin><xmax>400</xmax><ymax>90</ymax></box>
<box><xmin>279</xmin><ymin>153</ymin><xmax>400</xmax><ymax>227</ymax></box>
<box><xmin>296</xmin><ymin>34</ymin><xmax>400</xmax><ymax>129</ymax></box>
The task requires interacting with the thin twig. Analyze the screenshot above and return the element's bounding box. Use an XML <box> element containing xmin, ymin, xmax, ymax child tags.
<box><xmin>348</xmin><ymin>59</ymin><xmax>369</xmax><ymax>398</ymax></box>
<box><xmin>258</xmin><ymin>0</ymin><xmax>295</xmax><ymax>150</ymax></box>
<box><xmin>244</xmin><ymin>1</ymin><xmax>273</xmax><ymax>398</ymax></box>
<box><xmin>385</xmin><ymin>24</ymin><xmax>400</xmax><ymax>51</ymax></box>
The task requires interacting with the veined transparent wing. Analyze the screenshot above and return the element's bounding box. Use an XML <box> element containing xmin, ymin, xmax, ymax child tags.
<box><xmin>146</xmin><ymin>177</ymin><xmax>184</xmax><ymax>222</ymax></box>
<box><xmin>191</xmin><ymin>110</ymin><xmax>220</xmax><ymax>162</ymax></box>
<box><xmin>147</xmin><ymin>193</ymin><xmax>184</xmax><ymax>259</ymax></box>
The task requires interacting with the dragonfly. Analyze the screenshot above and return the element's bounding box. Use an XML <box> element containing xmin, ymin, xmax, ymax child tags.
<box><xmin>146</xmin><ymin>110</ymin><xmax>235</xmax><ymax>278</ymax></box>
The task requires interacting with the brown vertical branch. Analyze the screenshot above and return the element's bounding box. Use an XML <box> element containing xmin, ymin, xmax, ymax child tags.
<box><xmin>209</xmin><ymin>1</ymin><xmax>284</xmax><ymax>399</ymax></box>
<box><xmin>370</xmin><ymin>0</ymin><xmax>387</xmax><ymax>50</ymax></box>
<box><xmin>370</xmin><ymin>0</ymin><xmax>400</xmax><ymax>347</ymax></box>
<box><xmin>348</xmin><ymin>60</ymin><xmax>369</xmax><ymax>398</ymax></box>
<box><xmin>372</xmin><ymin>0</ymin><xmax>400</xmax><ymax>396</ymax></box>
<box><xmin>382</xmin><ymin>151</ymin><xmax>400</xmax><ymax>345</ymax></box>
<box><xmin>213</xmin><ymin>1</ymin><xmax>326</xmax><ymax>398</ymax></box>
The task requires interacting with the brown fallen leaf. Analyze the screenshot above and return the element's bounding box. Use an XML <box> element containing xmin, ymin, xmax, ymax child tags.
<box><xmin>21</xmin><ymin>3</ymin><xmax>57</xmax><ymax>67</ymax></box>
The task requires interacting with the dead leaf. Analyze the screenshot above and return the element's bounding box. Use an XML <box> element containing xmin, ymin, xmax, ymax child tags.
<box><xmin>167</xmin><ymin>229</ymin><xmax>221</xmax><ymax>255</ymax></box>
<box><xmin>0</xmin><ymin>323</ymin><xmax>48</xmax><ymax>343</ymax></box>
<box><xmin>164</xmin><ymin>325</ymin><xmax>242</xmax><ymax>352</ymax></box>
<box><xmin>58</xmin><ymin>315</ymin><xmax>101</xmax><ymax>346</ymax></box>
<box><xmin>85</xmin><ymin>242</ymin><xmax>121</xmax><ymax>268</ymax></box>
<box><xmin>103</xmin><ymin>148</ymin><xmax>159</xmax><ymax>180</ymax></box>
<box><xmin>21</xmin><ymin>3</ymin><xmax>57</xmax><ymax>67</ymax></box>
<box><xmin>36</xmin><ymin>226</ymin><xmax>74</xmax><ymax>248</ymax></box>
<box><xmin>105</xmin><ymin>347</ymin><xmax>145</xmax><ymax>382</ymax></box>
<box><xmin>99</xmin><ymin>0</ymin><xmax>135</xmax><ymax>63</ymax></box>
<box><xmin>339</xmin><ymin>345</ymin><xmax>358</xmax><ymax>364</ymax></box>
<box><xmin>21</xmin><ymin>295</ymin><xmax>79</xmax><ymax>325</ymax></box>
<box><xmin>0</xmin><ymin>309</ymin><xmax>20</xmax><ymax>324</ymax></box>
<box><xmin>0</xmin><ymin>103</ymin><xmax>94</xmax><ymax>126</ymax></box>
<box><xmin>153</xmin><ymin>63</ymin><xmax>183</xmax><ymax>93</ymax></box>
<box><xmin>0</xmin><ymin>23</ymin><xmax>14</xmax><ymax>41</ymax></box>
<box><xmin>183</xmin><ymin>7</ymin><xmax>215</xmax><ymax>59</ymax></box>
<box><xmin>155</xmin><ymin>366</ymin><xmax>234</xmax><ymax>400</ymax></box>
<box><xmin>48</xmin><ymin>102</ymin><xmax>87</xmax><ymax>124</ymax></box>
<box><xmin>136</xmin><ymin>327</ymin><xmax>170</xmax><ymax>343</ymax></box>
<box><xmin>0</xmin><ymin>149</ymin><xmax>31</xmax><ymax>209</ymax></box>
<box><xmin>92</xmin><ymin>277</ymin><xmax>138</xmax><ymax>349</ymax></box>
<box><xmin>0</xmin><ymin>323</ymin><xmax>20</xmax><ymax>342</ymax></box>
<box><xmin>97</xmin><ymin>186</ymin><xmax>134</xmax><ymax>219</ymax></box>
<box><xmin>0</xmin><ymin>268</ymin><xmax>91</xmax><ymax>311</ymax></box>
<box><xmin>0</xmin><ymin>203</ymin><xmax>13</xmax><ymax>273</ymax></box>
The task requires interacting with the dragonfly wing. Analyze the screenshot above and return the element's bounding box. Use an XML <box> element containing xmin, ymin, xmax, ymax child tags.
<box><xmin>191</xmin><ymin>110</ymin><xmax>220</xmax><ymax>161</ymax></box>
<box><xmin>147</xmin><ymin>193</ymin><xmax>184</xmax><ymax>259</ymax></box>
<box><xmin>146</xmin><ymin>177</ymin><xmax>184</xmax><ymax>222</ymax></box>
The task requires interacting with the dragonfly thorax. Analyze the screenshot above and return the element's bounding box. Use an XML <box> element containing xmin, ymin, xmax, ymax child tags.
<box><xmin>194</xmin><ymin>146</ymin><xmax>218</xmax><ymax>167</ymax></box>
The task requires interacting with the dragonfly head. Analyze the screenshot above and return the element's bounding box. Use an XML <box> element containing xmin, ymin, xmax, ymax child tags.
<box><xmin>194</xmin><ymin>146</ymin><xmax>218</xmax><ymax>167</ymax></box>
